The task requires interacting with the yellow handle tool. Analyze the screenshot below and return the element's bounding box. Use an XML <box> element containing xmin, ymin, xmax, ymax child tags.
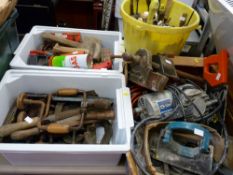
<box><xmin>147</xmin><ymin>0</ymin><xmax>159</xmax><ymax>24</ymax></box>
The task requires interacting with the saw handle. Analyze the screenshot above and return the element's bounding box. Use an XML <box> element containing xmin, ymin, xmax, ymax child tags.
<box><xmin>203</xmin><ymin>50</ymin><xmax>228</xmax><ymax>87</ymax></box>
<box><xmin>163</xmin><ymin>122</ymin><xmax>211</xmax><ymax>153</ymax></box>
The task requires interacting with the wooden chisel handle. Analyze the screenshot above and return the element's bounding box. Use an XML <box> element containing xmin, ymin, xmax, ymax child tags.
<box><xmin>0</xmin><ymin>117</ymin><xmax>39</xmax><ymax>137</ymax></box>
<box><xmin>47</xmin><ymin>123</ymin><xmax>70</xmax><ymax>134</ymax></box>
<box><xmin>56</xmin><ymin>88</ymin><xmax>80</xmax><ymax>96</ymax></box>
<box><xmin>47</xmin><ymin>120</ymin><xmax>97</xmax><ymax>134</ymax></box>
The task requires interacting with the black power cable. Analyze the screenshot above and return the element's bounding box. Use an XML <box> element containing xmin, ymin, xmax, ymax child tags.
<box><xmin>131</xmin><ymin>115</ymin><xmax>174</xmax><ymax>175</ymax></box>
<box><xmin>131</xmin><ymin>84</ymin><xmax>229</xmax><ymax>175</ymax></box>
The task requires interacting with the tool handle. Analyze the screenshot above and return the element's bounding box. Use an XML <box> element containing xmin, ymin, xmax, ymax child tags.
<box><xmin>53</xmin><ymin>44</ymin><xmax>89</xmax><ymax>54</ymax></box>
<box><xmin>203</xmin><ymin>50</ymin><xmax>228</xmax><ymax>87</ymax></box>
<box><xmin>56</xmin><ymin>88</ymin><xmax>80</xmax><ymax>96</ymax></box>
<box><xmin>92</xmin><ymin>60</ymin><xmax>112</xmax><ymax>69</ymax></box>
<box><xmin>17</xmin><ymin>111</ymin><xmax>26</xmax><ymax>122</ymax></box>
<box><xmin>46</xmin><ymin>123</ymin><xmax>70</xmax><ymax>134</ymax></box>
<box><xmin>147</xmin><ymin>0</ymin><xmax>159</xmax><ymax>24</ymax></box>
<box><xmin>163</xmin><ymin>122</ymin><xmax>211</xmax><ymax>152</ymax></box>
<box><xmin>0</xmin><ymin>117</ymin><xmax>39</xmax><ymax>137</ymax></box>
<box><xmin>41</xmin><ymin>33</ymin><xmax>81</xmax><ymax>48</ymax></box>
<box><xmin>82</xmin><ymin>36</ymin><xmax>102</xmax><ymax>60</ymax></box>
<box><xmin>11</xmin><ymin>127</ymin><xmax>40</xmax><ymax>140</ymax></box>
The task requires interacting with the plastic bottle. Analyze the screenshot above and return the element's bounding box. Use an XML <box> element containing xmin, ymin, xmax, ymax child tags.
<box><xmin>51</xmin><ymin>54</ymin><xmax>93</xmax><ymax>69</ymax></box>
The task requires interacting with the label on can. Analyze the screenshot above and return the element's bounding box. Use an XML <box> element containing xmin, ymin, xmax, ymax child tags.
<box><xmin>157</xmin><ymin>98</ymin><xmax>173</xmax><ymax>114</ymax></box>
<box><xmin>63</xmin><ymin>54</ymin><xmax>91</xmax><ymax>68</ymax></box>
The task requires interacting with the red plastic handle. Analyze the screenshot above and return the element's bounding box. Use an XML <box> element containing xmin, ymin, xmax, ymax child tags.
<box><xmin>203</xmin><ymin>50</ymin><xmax>228</xmax><ymax>87</ymax></box>
<box><xmin>93</xmin><ymin>60</ymin><xmax>112</xmax><ymax>69</ymax></box>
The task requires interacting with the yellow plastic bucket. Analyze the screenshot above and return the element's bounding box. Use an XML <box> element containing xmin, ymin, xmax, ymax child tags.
<box><xmin>121</xmin><ymin>0</ymin><xmax>200</xmax><ymax>55</ymax></box>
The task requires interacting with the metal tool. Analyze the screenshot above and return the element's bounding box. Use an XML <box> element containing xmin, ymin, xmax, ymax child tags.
<box><xmin>177</xmin><ymin>84</ymin><xmax>218</xmax><ymax>118</ymax></box>
<box><xmin>136</xmin><ymin>90</ymin><xmax>173</xmax><ymax>119</ymax></box>
<box><xmin>156</xmin><ymin>122</ymin><xmax>213</xmax><ymax>175</ymax></box>
<box><xmin>152</xmin><ymin>55</ymin><xmax>177</xmax><ymax>79</ymax></box>
<box><xmin>52</xmin><ymin>96</ymin><xmax>113</xmax><ymax>110</ymax></box>
<box><xmin>0</xmin><ymin>117</ymin><xmax>40</xmax><ymax>138</ymax></box>
<box><xmin>135</xmin><ymin>83</ymin><xmax>218</xmax><ymax>120</ymax></box>
<box><xmin>27</xmin><ymin>50</ymin><xmax>51</xmax><ymax>66</ymax></box>
<box><xmin>125</xmin><ymin>49</ymin><xmax>169</xmax><ymax>91</ymax></box>
<box><xmin>42</xmin><ymin>33</ymin><xmax>102</xmax><ymax>60</ymax></box>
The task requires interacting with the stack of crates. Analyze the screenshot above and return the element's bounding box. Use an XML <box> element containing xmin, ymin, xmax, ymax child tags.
<box><xmin>0</xmin><ymin>25</ymin><xmax>133</xmax><ymax>166</ymax></box>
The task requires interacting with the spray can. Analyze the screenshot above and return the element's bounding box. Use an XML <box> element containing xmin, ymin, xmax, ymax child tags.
<box><xmin>51</xmin><ymin>54</ymin><xmax>93</xmax><ymax>69</ymax></box>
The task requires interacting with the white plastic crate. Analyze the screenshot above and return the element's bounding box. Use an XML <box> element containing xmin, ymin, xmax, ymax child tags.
<box><xmin>10</xmin><ymin>26</ymin><xmax>123</xmax><ymax>73</ymax></box>
<box><xmin>0</xmin><ymin>69</ymin><xmax>133</xmax><ymax>166</ymax></box>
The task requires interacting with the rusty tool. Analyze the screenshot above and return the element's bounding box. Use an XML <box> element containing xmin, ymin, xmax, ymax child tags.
<box><xmin>55</xmin><ymin>88</ymin><xmax>97</xmax><ymax>97</ymax></box>
<box><xmin>44</xmin><ymin>94</ymin><xmax>52</xmax><ymax>118</ymax></box>
<box><xmin>128</xmin><ymin>49</ymin><xmax>168</xmax><ymax>91</ymax></box>
<box><xmin>112</xmin><ymin>50</ymin><xmax>169</xmax><ymax>91</ymax></box>
<box><xmin>10</xmin><ymin>119</ymin><xmax>98</xmax><ymax>140</ymax></box>
<box><xmin>42</xmin><ymin>33</ymin><xmax>101</xmax><ymax>60</ymax></box>
<box><xmin>54</xmin><ymin>110</ymin><xmax>115</xmax><ymax>125</ymax></box>
<box><xmin>17</xmin><ymin>111</ymin><xmax>27</xmax><ymax>122</ymax></box>
<box><xmin>16</xmin><ymin>93</ymin><xmax>46</xmax><ymax>113</ymax></box>
<box><xmin>11</xmin><ymin>127</ymin><xmax>40</xmax><ymax>141</ymax></box>
<box><xmin>0</xmin><ymin>117</ymin><xmax>40</xmax><ymax>138</ymax></box>
<box><xmin>81</xmin><ymin>36</ymin><xmax>102</xmax><ymax>59</ymax></box>
<box><xmin>42</xmin><ymin>32</ymin><xmax>82</xmax><ymax>48</ymax></box>
<box><xmin>152</xmin><ymin>55</ymin><xmax>178</xmax><ymax>79</ymax></box>
<box><xmin>52</xmin><ymin>96</ymin><xmax>113</xmax><ymax>110</ymax></box>
<box><xmin>84</xmin><ymin>123</ymin><xmax>96</xmax><ymax>144</ymax></box>
<box><xmin>53</xmin><ymin>43</ymin><xmax>89</xmax><ymax>54</ymax></box>
<box><xmin>54</xmin><ymin>103</ymin><xmax>64</xmax><ymax>120</ymax></box>
<box><xmin>10</xmin><ymin>109</ymin><xmax>114</xmax><ymax>140</ymax></box>
<box><xmin>52</xmin><ymin>108</ymin><xmax>81</xmax><ymax>121</ymax></box>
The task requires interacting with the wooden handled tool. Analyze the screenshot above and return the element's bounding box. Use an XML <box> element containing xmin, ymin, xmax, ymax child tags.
<box><xmin>11</xmin><ymin>127</ymin><xmax>40</xmax><ymax>140</ymax></box>
<box><xmin>42</xmin><ymin>33</ymin><xmax>101</xmax><ymax>60</ymax></box>
<box><xmin>9</xmin><ymin>110</ymin><xmax>114</xmax><ymax>140</ymax></box>
<box><xmin>47</xmin><ymin>123</ymin><xmax>70</xmax><ymax>134</ymax></box>
<box><xmin>56</xmin><ymin>88</ymin><xmax>81</xmax><ymax>96</ymax></box>
<box><xmin>0</xmin><ymin>117</ymin><xmax>39</xmax><ymax>137</ymax></box>
<box><xmin>42</xmin><ymin>33</ymin><xmax>81</xmax><ymax>48</ymax></box>
<box><xmin>11</xmin><ymin>119</ymin><xmax>98</xmax><ymax>139</ymax></box>
<box><xmin>53</xmin><ymin>44</ymin><xmax>89</xmax><ymax>54</ymax></box>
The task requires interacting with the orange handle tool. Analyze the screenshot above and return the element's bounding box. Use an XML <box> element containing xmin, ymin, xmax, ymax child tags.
<box><xmin>203</xmin><ymin>50</ymin><xmax>228</xmax><ymax>87</ymax></box>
